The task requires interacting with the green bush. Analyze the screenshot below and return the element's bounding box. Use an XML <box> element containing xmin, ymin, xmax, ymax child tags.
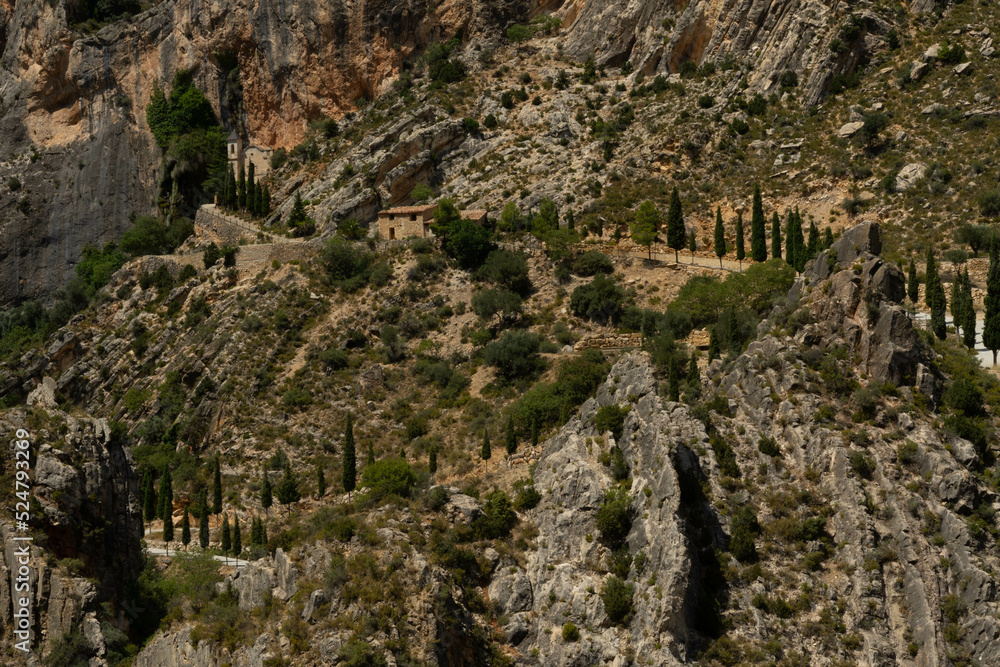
<box><xmin>444</xmin><ymin>218</ymin><xmax>495</xmax><ymax>270</ymax></box>
<box><xmin>595</xmin><ymin>485</ymin><xmax>633</xmax><ymax>548</ymax></box>
<box><xmin>474</xmin><ymin>490</ymin><xmax>517</xmax><ymax>539</ymax></box>
<box><xmin>572</xmin><ymin>250</ymin><xmax>614</xmax><ymax>276</ymax></box>
<box><xmin>319</xmin><ymin>238</ymin><xmax>374</xmax><ymax>291</ymax></box>
<box><xmin>944</xmin><ymin>378</ymin><xmax>985</xmax><ymax>418</ymax></box>
<box><xmin>514</xmin><ymin>485</ymin><xmax>541</xmax><ymax>511</ymax></box>
<box><xmin>484</xmin><ymin>330</ymin><xmax>542</xmax><ymax>382</ymax></box>
<box><xmin>729</xmin><ymin>506</ymin><xmax>760</xmax><ymax>563</ymax></box>
<box><xmin>562</xmin><ymin>622</ymin><xmax>580</xmax><ymax>642</ymax></box>
<box><xmin>594</xmin><ymin>404</ymin><xmax>630</xmax><ymax>441</ymax></box>
<box><xmin>979</xmin><ymin>190</ymin><xmax>1000</xmax><ymax>218</ymax></box>
<box><xmin>600</xmin><ymin>575</ymin><xmax>634</xmax><ymax>625</ymax></box>
<box><xmin>361</xmin><ymin>458</ymin><xmax>417</xmax><ymax>500</ymax></box>
<box><xmin>897</xmin><ymin>441</ymin><xmax>918</xmax><ymax>466</ymax></box>
<box><xmin>848</xmin><ymin>451</ymin><xmax>874</xmax><ymax>479</ymax></box>
<box><xmin>758</xmin><ymin>436</ymin><xmax>780</xmax><ymax>457</ymax></box>
<box><xmin>475</xmin><ymin>249</ymin><xmax>532</xmax><ymax>296</ymax></box>
<box><xmin>472</xmin><ymin>288</ymin><xmax>523</xmax><ymax>329</ymax></box>
<box><xmin>571</xmin><ymin>273</ymin><xmax>628</xmax><ymax>324</ymax></box>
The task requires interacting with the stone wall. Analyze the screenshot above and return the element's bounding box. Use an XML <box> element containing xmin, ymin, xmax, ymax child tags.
<box><xmin>196</xmin><ymin>206</ymin><xmax>276</xmax><ymax>245</ymax></box>
<box><xmin>573</xmin><ymin>332</ymin><xmax>643</xmax><ymax>351</ymax></box>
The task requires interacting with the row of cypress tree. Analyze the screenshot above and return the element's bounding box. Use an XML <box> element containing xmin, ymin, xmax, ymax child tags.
<box><xmin>218</xmin><ymin>162</ymin><xmax>272</xmax><ymax>218</ymax></box>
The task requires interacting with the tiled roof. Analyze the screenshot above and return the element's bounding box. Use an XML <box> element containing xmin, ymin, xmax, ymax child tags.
<box><xmin>381</xmin><ymin>204</ymin><xmax>437</xmax><ymax>215</ymax></box>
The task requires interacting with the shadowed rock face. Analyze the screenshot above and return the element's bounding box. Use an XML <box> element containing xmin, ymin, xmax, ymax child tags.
<box><xmin>0</xmin><ymin>0</ymin><xmax>531</xmax><ymax>306</ymax></box>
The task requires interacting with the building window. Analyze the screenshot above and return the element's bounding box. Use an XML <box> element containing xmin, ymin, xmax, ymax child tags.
<box><xmin>411</xmin><ymin>214</ymin><xmax>417</xmax><ymax>221</ymax></box>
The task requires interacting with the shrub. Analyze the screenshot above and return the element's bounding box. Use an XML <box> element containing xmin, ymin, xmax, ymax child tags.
<box><xmin>698</xmin><ymin>94</ymin><xmax>715</xmax><ymax>109</ymax></box>
<box><xmin>572</xmin><ymin>250</ymin><xmax>614</xmax><ymax>276</ymax></box>
<box><xmin>945</xmin><ymin>378</ymin><xmax>986</xmax><ymax>418</ymax></box>
<box><xmin>570</xmin><ymin>273</ymin><xmax>628</xmax><ymax>324</ymax></box>
<box><xmin>472</xmin><ymin>288</ymin><xmax>523</xmax><ymax>329</ymax></box>
<box><xmin>484</xmin><ymin>330</ymin><xmax>542</xmax><ymax>382</ymax></box>
<box><xmin>600</xmin><ymin>575</ymin><xmax>634</xmax><ymax>625</ymax></box>
<box><xmin>514</xmin><ymin>485</ymin><xmax>541</xmax><ymax>511</ymax></box>
<box><xmin>475</xmin><ymin>250</ymin><xmax>532</xmax><ymax>296</ymax></box>
<box><xmin>758</xmin><ymin>436</ymin><xmax>780</xmax><ymax>457</ymax></box>
<box><xmin>729</xmin><ymin>506</ymin><xmax>760</xmax><ymax>563</ymax></box>
<box><xmin>562</xmin><ymin>622</ymin><xmax>580</xmax><ymax>642</ymax></box>
<box><xmin>779</xmin><ymin>70</ymin><xmax>799</xmax><ymax>88</ymax></box>
<box><xmin>594</xmin><ymin>404</ymin><xmax>630</xmax><ymax>441</ymax></box>
<box><xmin>473</xmin><ymin>490</ymin><xmax>517</xmax><ymax>539</ymax></box>
<box><xmin>595</xmin><ymin>485</ymin><xmax>633</xmax><ymax>548</ymax></box>
<box><xmin>849</xmin><ymin>451</ymin><xmax>874</xmax><ymax>479</ymax></box>
<box><xmin>320</xmin><ymin>238</ymin><xmax>374</xmax><ymax>291</ymax></box>
<box><xmin>443</xmin><ymin>219</ymin><xmax>495</xmax><ymax>270</ymax></box>
<box><xmin>897</xmin><ymin>441</ymin><xmax>918</xmax><ymax>466</ymax></box>
<box><xmin>361</xmin><ymin>459</ymin><xmax>417</xmax><ymax>500</ymax></box>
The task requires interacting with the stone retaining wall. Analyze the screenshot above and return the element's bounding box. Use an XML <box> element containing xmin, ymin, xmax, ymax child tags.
<box><xmin>574</xmin><ymin>332</ymin><xmax>644</xmax><ymax>351</ymax></box>
<box><xmin>196</xmin><ymin>206</ymin><xmax>275</xmax><ymax>244</ymax></box>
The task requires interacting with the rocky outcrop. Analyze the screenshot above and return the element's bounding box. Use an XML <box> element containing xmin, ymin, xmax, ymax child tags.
<box><xmin>0</xmin><ymin>409</ymin><xmax>141</xmax><ymax>658</ymax></box>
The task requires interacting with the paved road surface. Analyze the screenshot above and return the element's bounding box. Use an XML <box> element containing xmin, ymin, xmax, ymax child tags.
<box><xmin>146</xmin><ymin>546</ymin><xmax>249</xmax><ymax>567</ymax></box>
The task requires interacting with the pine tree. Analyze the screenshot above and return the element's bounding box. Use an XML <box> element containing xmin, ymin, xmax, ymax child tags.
<box><xmin>213</xmin><ymin>457</ymin><xmax>222</xmax><ymax>514</ymax></box>
<box><xmin>907</xmin><ymin>259</ymin><xmax>920</xmax><ymax>303</ymax></box>
<box><xmin>276</xmin><ymin>465</ymin><xmax>301</xmax><ymax>512</ymax></box>
<box><xmin>926</xmin><ymin>248</ymin><xmax>947</xmax><ymax>340</ymax></box>
<box><xmin>750</xmin><ymin>183</ymin><xmax>766</xmax><ymax>262</ymax></box>
<box><xmin>771</xmin><ymin>211</ymin><xmax>781</xmax><ymax>260</ymax></box>
<box><xmin>984</xmin><ymin>240</ymin><xmax>1000</xmax><ymax>365</ymax></box>
<box><xmin>823</xmin><ymin>227</ymin><xmax>835</xmax><ymax>249</ymax></box>
<box><xmin>962</xmin><ymin>268</ymin><xmax>976</xmax><ymax>350</ymax></box>
<box><xmin>198</xmin><ymin>490</ymin><xmax>209</xmax><ymax>548</ymax></box>
<box><xmin>481</xmin><ymin>431</ymin><xmax>492</xmax><ymax>471</ymax></box>
<box><xmin>665</xmin><ymin>187</ymin><xmax>685</xmax><ymax>263</ymax></box>
<box><xmin>343</xmin><ymin>413</ymin><xmax>356</xmax><ymax>495</ymax></box>
<box><xmin>316</xmin><ymin>465</ymin><xmax>326</xmax><ymax>497</ymax></box>
<box><xmin>143</xmin><ymin>471</ymin><xmax>157</xmax><ymax>525</ymax></box>
<box><xmin>713</xmin><ymin>207</ymin><xmax>726</xmax><ymax>269</ymax></box>
<box><xmin>221</xmin><ymin>515</ymin><xmax>231</xmax><ymax>554</ymax></box>
<box><xmin>181</xmin><ymin>506</ymin><xmax>191</xmax><ymax>546</ymax></box>
<box><xmin>735</xmin><ymin>211</ymin><xmax>745</xmax><ymax>269</ymax></box>
<box><xmin>631</xmin><ymin>200</ymin><xmax>660</xmax><ymax>260</ymax></box>
<box><xmin>429</xmin><ymin>447</ymin><xmax>438</xmax><ymax>474</ymax></box>
<box><xmin>162</xmin><ymin>511</ymin><xmax>174</xmax><ymax>543</ymax></box>
<box><xmin>233</xmin><ymin>517</ymin><xmax>242</xmax><ymax>557</ymax></box>
<box><xmin>261</xmin><ymin>469</ymin><xmax>272</xmax><ymax>510</ymax></box>
<box><xmin>505</xmin><ymin>416</ymin><xmax>517</xmax><ymax>456</ymax></box>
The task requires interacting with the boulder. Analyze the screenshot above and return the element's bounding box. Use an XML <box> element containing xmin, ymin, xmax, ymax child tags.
<box><xmin>837</xmin><ymin>121</ymin><xmax>865</xmax><ymax>138</ymax></box>
<box><xmin>909</xmin><ymin>61</ymin><xmax>929</xmax><ymax>81</ymax></box>
<box><xmin>922</xmin><ymin>43</ymin><xmax>942</xmax><ymax>61</ymax></box>
<box><xmin>896</xmin><ymin>163</ymin><xmax>928</xmax><ymax>191</ymax></box>
<box><xmin>955</xmin><ymin>62</ymin><xmax>973</xmax><ymax>75</ymax></box>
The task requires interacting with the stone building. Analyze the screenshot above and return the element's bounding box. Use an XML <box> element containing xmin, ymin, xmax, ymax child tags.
<box><xmin>376</xmin><ymin>204</ymin><xmax>489</xmax><ymax>240</ymax></box>
<box><xmin>227</xmin><ymin>131</ymin><xmax>273</xmax><ymax>176</ymax></box>
<box><xmin>377</xmin><ymin>204</ymin><xmax>437</xmax><ymax>240</ymax></box>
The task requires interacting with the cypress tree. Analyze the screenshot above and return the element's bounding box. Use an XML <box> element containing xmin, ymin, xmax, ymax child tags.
<box><xmin>366</xmin><ymin>444</ymin><xmax>375</xmax><ymax>467</ymax></box>
<box><xmin>198</xmin><ymin>490</ymin><xmax>209</xmax><ymax>548</ymax></box>
<box><xmin>708</xmin><ymin>326</ymin><xmax>720</xmax><ymax>361</ymax></box>
<box><xmin>181</xmin><ymin>506</ymin><xmax>191</xmax><ymax>546</ymax></box>
<box><xmin>750</xmin><ymin>183</ymin><xmax>766</xmax><ymax>262</ymax></box>
<box><xmin>143</xmin><ymin>471</ymin><xmax>157</xmax><ymax>525</ymax></box>
<box><xmin>668</xmin><ymin>355</ymin><xmax>680</xmax><ymax>402</ymax></box>
<box><xmin>317</xmin><ymin>465</ymin><xmax>326</xmax><ymax>497</ymax></box>
<box><xmin>254</xmin><ymin>182</ymin><xmax>264</xmax><ymax>217</ymax></box>
<box><xmin>233</xmin><ymin>517</ymin><xmax>242</xmax><ymax>557</ymax></box>
<box><xmin>505</xmin><ymin>416</ymin><xmax>517</xmax><ymax>456</ymax></box>
<box><xmin>567</xmin><ymin>209</ymin><xmax>575</xmax><ymax>231</ymax></box>
<box><xmin>263</xmin><ymin>186</ymin><xmax>272</xmax><ymax>217</ymax></box>
<box><xmin>984</xmin><ymin>240</ymin><xmax>1000</xmax><ymax>365</ymax></box>
<box><xmin>261</xmin><ymin>520</ymin><xmax>268</xmax><ymax>545</ymax></box>
<box><xmin>791</xmin><ymin>209</ymin><xmax>806</xmax><ymax>273</ymax></box>
<box><xmin>687</xmin><ymin>354</ymin><xmax>700</xmax><ymax>399</ymax></box>
<box><xmin>824</xmin><ymin>227</ymin><xmax>835</xmax><ymax>249</ymax></box>
<box><xmin>343</xmin><ymin>413</ymin><xmax>356</xmax><ymax>495</ymax></box>
<box><xmin>688</xmin><ymin>229</ymin><xmax>697</xmax><ymax>262</ymax></box>
<box><xmin>261</xmin><ymin>469</ymin><xmax>272</xmax><ymax>510</ymax></box>
<box><xmin>162</xmin><ymin>511</ymin><xmax>173</xmax><ymax>542</ymax></box>
<box><xmin>807</xmin><ymin>220</ymin><xmax>820</xmax><ymax>258</ymax></box>
<box><xmin>784</xmin><ymin>210</ymin><xmax>796</xmax><ymax>266</ymax></box>
<box><xmin>429</xmin><ymin>447</ymin><xmax>437</xmax><ymax>474</ymax></box>
<box><xmin>907</xmin><ymin>259</ymin><xmax>920</xmax><ymax>303</ymax></box>
<box><xmin>531</xmin><ymin>420</ymin><xmax>539</xmax><ymax>447</ymax></box>
<box><xmin>247</xmin><ymin>162</ymin><xmax>256</xmax><ymax>214</ymax></box>
<box><xmin>713</xmin><ymin>207</ymin><xmax>726</xmax><ymax>268</ymax></box>
<box><xmin>771</xmin><ymin>211</ymin><xmax>781</xmax><ymax>260</ymax></box>
<box><xmin>212</xmin><ymin>457</ymin><xmax>222</xmax><ymax>514</ymax></box>
<box><xmin>221</xmin><ymin>515</ymin><xmax>231</xmax><ymax>554</ymax></box>
<box><xmin>735</xmin><ymin>211</ymin><xmax>746</xmax><ymax>269</ymax></box>
<box><xmin>962</xmin><ymin>268</ymin><xmax>976</xmax><ymax>350</ymax></box>
<box><xmin>665</xmin><ymin>187</ymin><xmax>685</xmax><ymax>263</ymax></box>
<box><xmin>237</xmin><ymin>164</ymin><xmax>246</xmax><ymax>210</ymax></box>
<box><xmin>926</xmin><ymin>248</ymin><xmax>947</xmax><ymax>340</ymax></box>
<box><xmin>250</xmin><ymin>517</ymin><xmax>261</xmax><ymax>545</ymax></box>
<box><xmin>276</xmin><ymin>465</ymin><xmax>301</xmax><ymax>512</ymax></box>
<box><xmin>481</xmin><ymin>431</ymin><xmax>492</xmax><ymax>471</ymax></box>
<box><xmin>952</xmin><ymin>272</ymin><xmax>967</xmax><ymax>343</ymax></box>
<box><xmin>157</xmin><ymin>468</ymin><xmax>173</xmax><ymax>520</ymax></box>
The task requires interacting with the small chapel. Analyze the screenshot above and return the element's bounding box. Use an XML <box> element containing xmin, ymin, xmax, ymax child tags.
<box><xmin>227</xmin><ymin>131</ymin><xmax>273</xmax><ymax>176</ymax></box>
